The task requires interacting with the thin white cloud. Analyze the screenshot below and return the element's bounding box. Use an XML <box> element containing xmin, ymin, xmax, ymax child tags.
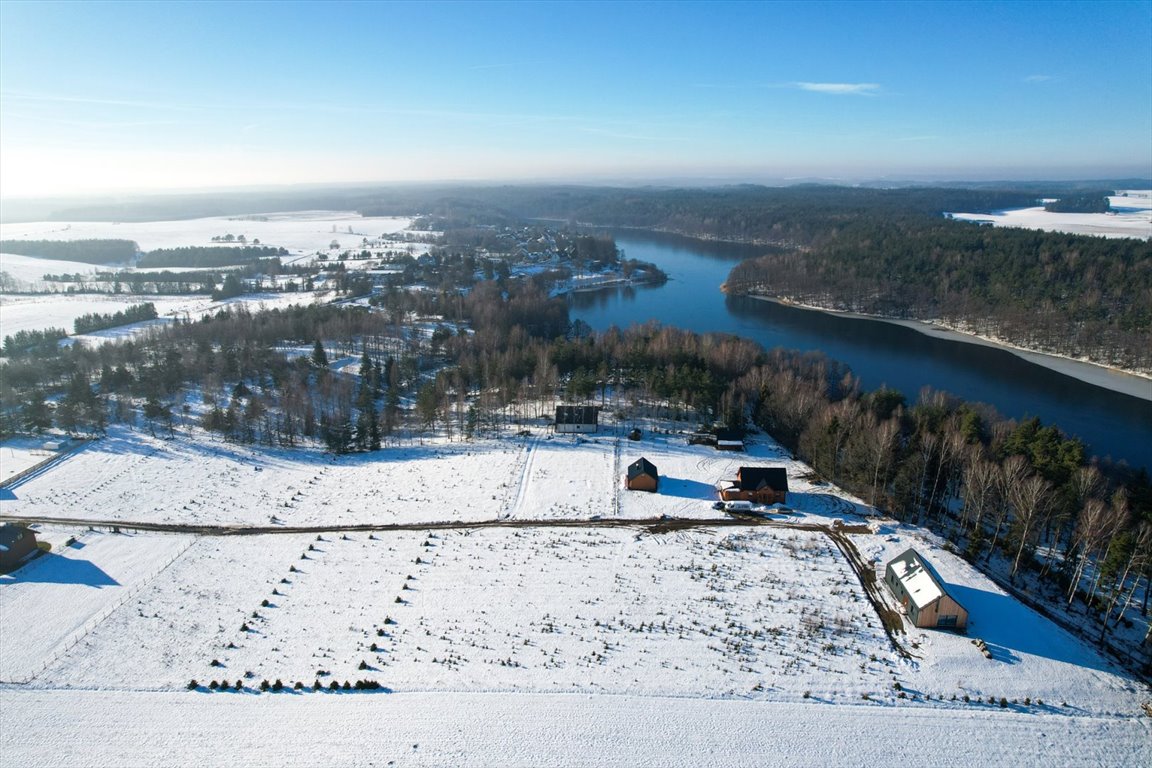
<box><xmin>1023</xmin><ymin>74</ymin><xmax>1053</xmax><ymax>83</ymax></box>
<box><xmin>793</xmin><ymin>82</ymin><xmax>881</xmax><ymax>95</ymax></box>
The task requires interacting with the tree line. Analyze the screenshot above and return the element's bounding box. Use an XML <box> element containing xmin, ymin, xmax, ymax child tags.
<box><xmin>137</xmin><ymin>246</ymin><xmax>286</xmax><ymax>269</ymax></box>
<box><xmin>0</xmin><ymin>239</ymin><xmax>138</xmax><ymax>264</ymax></box>
<box><xmin>73</xmin><ymin>303</ymin><xmax>159</xmax><ymax>334</ymax></box>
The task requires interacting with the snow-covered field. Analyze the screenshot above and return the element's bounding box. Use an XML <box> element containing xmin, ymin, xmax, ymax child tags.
<box><xmin>0</xmin><ymin>211</ymin><xmax>414</xmax><ymax>257</ymax></box>
<box><xmin>0</xmin><ymin>428</ymin><xmax>865</xmax><ymax>528</ymax></box>
<box><xmin>1</xmin><ymin>424</ymin><xmax>1149</xmax><ymax>765</ymax></box>
<box><xmin>0</xmin><ymin>292</ymin><xmax>329</xmax><ymax>338</ymax></box>
<box><xmin>950</xmin><ymin>190</ymin><xmax>1152</xmax><ymax>240</ymax></box>
<box><xmin>3</xmin><ymin>690</ymin><xmax>1147</xmax><ymax>767</ymax></box>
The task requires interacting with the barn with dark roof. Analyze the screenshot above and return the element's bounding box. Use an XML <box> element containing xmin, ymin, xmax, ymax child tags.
<box><xmin>625</xmin><ymin>457</ymin><xmax>659</xmax><ymax>492</ymax></box>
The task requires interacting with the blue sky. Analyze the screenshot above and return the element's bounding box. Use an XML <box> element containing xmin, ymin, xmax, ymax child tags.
<box><xmin>1</xmin><ymin>0</ymin><xmax>1149</xmax><ymax>196</ymax></box>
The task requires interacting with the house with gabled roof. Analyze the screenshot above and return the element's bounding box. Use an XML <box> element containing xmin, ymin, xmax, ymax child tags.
<box><xmin>718</xmin><ymin>466</ymin><xmax>788</xmax><ymax>504</ymax></box>
<box><xmin>554</xmin><ymin>405</ymin><xmax>598</xmax><ymax>434</ymax></box>
<box><xmin>0</xmin><ymin>523</ymin><xmax>39</xmax><ymax>571</ymax></box>
<box><xmin>884</xmin><ymin>548</ymin><xmax>968</xmax><ymax>630</ymax></box>
<box><xmin>625</xmin><ymin>457</ymin><xmax>659</xmax><ymax>492</ymax></box>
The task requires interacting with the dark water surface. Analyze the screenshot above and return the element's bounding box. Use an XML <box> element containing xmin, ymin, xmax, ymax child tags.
<box><xmin>569</xmin><ymin>230</ymin><xmax>1152</xmax><ymax>469</ymax></box>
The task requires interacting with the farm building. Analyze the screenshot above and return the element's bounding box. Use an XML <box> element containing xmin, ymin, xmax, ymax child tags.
<box><xmin>0</xmin><ymin>523</ymin><xmax>39</xmax><ymax>571</ymax></box>
<box><xmin>719</xmin><ymin>467</ymin><xmax>788</xmax><ymax>504</ymax></box>
<box><xmin>625</xmin><ymin>457</ymin><xmax>659</xmax><ymax>492</ymax></box>
<box><xmin>714</xmin><ymin>429</ymin><xmax>744</xmax><ymax>452</ymax></box>
<box><xmin>884</xmin><ymin>548</ymin><xmax>969</xmax><ymax>630</ymax></box>
<box><xmin>554</xmin><ymin>405</ymin><xmax>598</xmax><ymax>434</ymax></box>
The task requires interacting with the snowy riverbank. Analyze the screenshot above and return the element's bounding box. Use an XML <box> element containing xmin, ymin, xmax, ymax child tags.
<box><xmin>752</xmin><ymin>296</ymin><xmax>1152</xmax><ymax>402</ymax></box>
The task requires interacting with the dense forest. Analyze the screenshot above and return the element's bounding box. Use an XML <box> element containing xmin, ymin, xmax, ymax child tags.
<box><xmin>725</xmin><ymin>220</ymin><xmax>1152</xmax><ymax>370</ymax></box>
<box><xmin>0</xmin><ymin>239</ymin><xmax>138</xmax><ymax>264</ymax></box>
<box><xmin>1045</xmin><ymin>194</ymin><xmax>1112</xmax><ymax>213</ymax></box>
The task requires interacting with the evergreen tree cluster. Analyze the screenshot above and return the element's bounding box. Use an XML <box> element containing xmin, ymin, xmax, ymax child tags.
<box><xmin>138</xmin><ymin>246</ymin><xmax>286</xmax><ymax>269</ymax></box>
<box><xmin>74</xmin><ymin>303</ymin><xmax>159</xmax><ymax>334</ymax></box>
<box><xmin>3</xmin><ymin>327</ymin><xmax>68</xmax><ymax>358</ymax></box>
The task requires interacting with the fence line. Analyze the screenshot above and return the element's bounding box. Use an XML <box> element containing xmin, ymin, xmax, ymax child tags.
<box><xmin>2</xmin><ymin>533</ymin><xmax>197</xmax><ymax>685</ymax></box>
<box><xmin>1</xmin><ymin>438</ymin><xmax>94</xmax><ymax>489</ymax></box>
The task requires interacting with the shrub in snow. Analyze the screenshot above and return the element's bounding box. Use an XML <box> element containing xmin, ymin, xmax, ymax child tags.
<box><xmin>370</xmin><ymin>643</ymin><xmax>378</xmax><ymax>652</ymax></box>
<box><xmin>209</xmin><ymin>680</ymin><xmax>218</xmax><ymax>690</ymax></box>
<box><xmin>359</xmin><ymin>660</ymin><xmax>368</xmax><ymax>670</ymax></box>
<box><xmin>187</xmin><ymin>680</ymin><xmax>199</xmax><ymax>690</ymax></box>
<box><xmin>342</xmin><ymin>681</ymin><xmax>352</xmax><ymax>690</ymax></box>
<box><xmin>999</xmin><ymin>698</ymin><xmax>1008</xmax><ymax>708</ymax></box>
<box><xmin>313</xmin><ymin>680</ymin><xmax>322</xmax><ymax>691</ymax></box>
<box><xmin>210</xmin><ymin>659</ymin><xmax>222</xmax><ymax>667</ymax></box>
<box><xmin>329</xmin><ymin>681</ymin><xmax>340</xmax><ymax>691</ymax></box>
<box><xmin>294</xmin><ymin>681</ymin><xmax>304</xmax><ymax>690</ymax></box>
<box><xmin>262</xmin><ymin>599</ymin><xmax>270</xmax><ymax>607</ymax></box>
<box><xmin>240</xmin><ymin>623</ymin><xmax>250</xmax><ymax>632</ymax></box>
<box><xmin>273</xmin><ymin>679</ymin><xmax>283</xmax><ymax>691</ymax></box>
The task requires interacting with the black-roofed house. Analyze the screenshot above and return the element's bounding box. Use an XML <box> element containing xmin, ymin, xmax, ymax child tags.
<box><xmin>554</xmin><ymin>405</ymin><xmax>598</xmax><ymax>434</ymax></box>
<box><xmin>884</xmin><ymin>548</ymin><xmax>968</xmax><ymax>630</ymax></box>
<box><xmin>719</xmin><ymin>466</ymin><xmax>789</xmax><ymax>504</ymax></box>
<box><xmin>0</xmin><ymin>523</ymin><xmax>39</xmax><ymax>571</ymax></box>
<box><xmin>626</xmin><ymin>457</ymin><xmax>659</xmax><ymax>492</ymax></box>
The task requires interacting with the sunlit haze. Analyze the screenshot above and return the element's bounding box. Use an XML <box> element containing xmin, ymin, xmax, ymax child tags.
<box><xmin>1</xmin><ymin>0</ymin><xmax>1150</xmax><ymax>198</ymax></box>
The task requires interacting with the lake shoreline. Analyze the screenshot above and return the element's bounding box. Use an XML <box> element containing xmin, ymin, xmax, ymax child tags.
<box><xmin>749</xmin><ymin>295</ymin><xmax>1152</xmax><ymax>402</ymax></box>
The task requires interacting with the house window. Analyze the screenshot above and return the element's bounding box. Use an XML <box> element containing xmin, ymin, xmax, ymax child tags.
<box><xmin>937</xmin><ymin>615</ymin><xmax>958</xmax><ymax>628</ymax></box>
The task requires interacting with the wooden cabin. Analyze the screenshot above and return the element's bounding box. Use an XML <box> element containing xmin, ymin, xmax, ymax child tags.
<box><xmin>719</xmin><ymin>467</ymin><xmax>788</xmax><ymax>504</ymax></box>
<box><xmin>554</xmin><ymin>405</ymin><xmax>598</xmax><ymax>434</ymax></box>
<box><xmin>884</xmin><ymin>548</ymin><xmax>968</xmax><ymax>631</ymax></box>
<box><xmin>625</xmin><ymin>457</ymin><xmax>659</xmax><ymax>492</ymax></box>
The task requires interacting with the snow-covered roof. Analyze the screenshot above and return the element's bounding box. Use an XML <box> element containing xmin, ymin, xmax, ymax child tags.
<box><xmin>887</xmin><ymin>548</ymin><xmax>945</xmax><ymax>610</ymax></box>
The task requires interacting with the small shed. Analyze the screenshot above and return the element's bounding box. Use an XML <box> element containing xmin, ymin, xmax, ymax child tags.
<box><xmin>884</xmin><ymin>548</ymin><xmax>968</xmax><ymax>630</ymax></box>
<box><xmin>555</xmin><ymin>405</ymin><xmax>598</xmax><ymax>434</ymax></box>
<box><xmin>626</xmin><ymin>457</ymin><xmax>659</xmax><ymax>492</ymax></box>
<box><xmin>719</xmin><ymin>467</ymin><xmax>788</xmax><ymax>504</ymax></box>
<box><xmin>0</xmin><ymin>523</ymin><xmax>39</xmax><ymax>571</ymax></box>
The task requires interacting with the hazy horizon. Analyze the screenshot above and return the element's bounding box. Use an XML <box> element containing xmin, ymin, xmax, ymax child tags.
<box><xmin>2</xmin><ymin>0</ymin><xmax>1150</xmax><ymax>199</ymax></box>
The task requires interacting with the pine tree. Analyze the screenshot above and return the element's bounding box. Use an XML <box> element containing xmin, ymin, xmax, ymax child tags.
<box><xmin>311</xmin><ymin>339</ymin><xmax>329</xmax><ymax>368</ymax></box>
